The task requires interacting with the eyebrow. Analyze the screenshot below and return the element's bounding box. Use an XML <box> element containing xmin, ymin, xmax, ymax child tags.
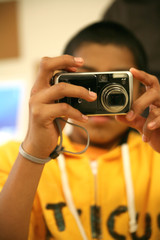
<box><xmin>79</xmin><ymin>65</ymin><xmax>130</xmax><ymax>72</ymax></box>
<box><xmin>79</xmin><ymin>65</ymin><xmax>97</xmax><ymax>72</ymax></box>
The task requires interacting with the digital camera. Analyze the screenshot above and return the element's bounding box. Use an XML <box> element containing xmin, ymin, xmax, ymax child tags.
<box><xmin>55</xmin><ymin>71</ymin><xmax>133</xmax><ymax>115</ymax></box>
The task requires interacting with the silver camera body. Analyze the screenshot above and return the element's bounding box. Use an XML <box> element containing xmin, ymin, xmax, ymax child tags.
<box><xmin>55</xmin><ymin>71</ymin><xmax>133</xmax><ymax>115</ymax></box>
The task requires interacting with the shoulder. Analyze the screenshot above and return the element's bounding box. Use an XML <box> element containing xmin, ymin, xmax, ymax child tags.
<box><xmin>0</xmin><ymin>140</ymin><xmax>20</xmax><ymax>167</ymax></box>
<box><xmin>0</xmin><ymin>141</ymin><xmax>21</xmax><ymax>192</ymax></box>
<box><xmin>128</xmin><ymin>131</ymin><xmax>160</xmax><ymax>161</ymax></box>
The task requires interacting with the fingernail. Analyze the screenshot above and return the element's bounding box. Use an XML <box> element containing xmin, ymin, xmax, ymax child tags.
<box><xmin>130</xmin><ymin>67</ymin><xmax>137</xmax><ymax>71</ymax></box>
<box><xmin>69</xmin><ymin>67</ymin><xmax>77</xmax><ymax>72</ymax></box>
<box><xmin>142</xmin><ymin>134</ymin><xmax>149</xmax><ymax>142</ymax></box>
<box><xmin>74</xmin><ymin>57</ymin><xmax>84</xmax><ymax>64</ymax></box>
<box><xmin>126</xmin><ymin>110</ymin><xmax>135</xmax><ymax>121</ymax></box>
<box><xmin>82</xmin><ymin>114</ymin><xmax>88</xmax><ymax>121</ymax></box>
<box><xmin>148</xmin><ymin>121</ymin><xmax>156</xmax><ymax>129</ymax></box>
<box><xmin>89</xmin><ymin>91</ymin><xmax>97</xmax><ymax>98</ymax></box>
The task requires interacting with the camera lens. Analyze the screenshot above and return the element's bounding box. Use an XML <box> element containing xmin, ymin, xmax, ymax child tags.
<box><xmin>108</xmin><ymin>93</ymin><xmax>126</xmax><ymax>106</ymax></box>
<box><xmin>101</xmin><ymin>84</ymin><xmax>128</xmax><ymax>113</ymax></box>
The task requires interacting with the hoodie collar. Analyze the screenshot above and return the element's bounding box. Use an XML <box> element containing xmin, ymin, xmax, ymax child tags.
<box><xmin>62</xmin><ymin>130</ymin><xmax>141</xmax><ymax>160</ymax></box>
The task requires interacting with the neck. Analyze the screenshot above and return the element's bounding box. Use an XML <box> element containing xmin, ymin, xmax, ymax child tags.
<box><xmin>69</xmin><ymin>129</ymin><xmax>130</xmax><ymax>150</ymax></box>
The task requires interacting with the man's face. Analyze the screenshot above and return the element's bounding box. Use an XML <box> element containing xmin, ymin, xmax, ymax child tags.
<box><xmin>70</xmin><ymin>43</ymin><xmax>140</xmax><ymax>148</ymax></box>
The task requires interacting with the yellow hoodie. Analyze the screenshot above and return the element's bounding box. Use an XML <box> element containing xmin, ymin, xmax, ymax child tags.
<box><xmin>0</xmin><ymin>131</ymin><xmax>160</xmax><ymax>240</ymax></box>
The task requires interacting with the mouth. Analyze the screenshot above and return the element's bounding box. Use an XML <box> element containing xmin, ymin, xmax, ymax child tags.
<box><xmin>89</xmin><ymin>115</ymin><xmax>115</xmax><ymax>124</ymax></box>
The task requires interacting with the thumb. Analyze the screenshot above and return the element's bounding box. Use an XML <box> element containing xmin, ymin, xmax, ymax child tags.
<box><xmin>115</xmin><ymin>115</ymin><xmax>146</xmax><ymax>135</ymax></box>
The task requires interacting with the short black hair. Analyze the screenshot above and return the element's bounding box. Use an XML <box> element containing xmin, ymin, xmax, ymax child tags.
<box><xmin>63</xmin><ymin>21</ymin><xmax>148</xmax><ymax>71</ymax></box>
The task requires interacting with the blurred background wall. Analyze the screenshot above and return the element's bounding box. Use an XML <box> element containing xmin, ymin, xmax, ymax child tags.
<box><xmin>0</xmin><ymin>0</ymin><xmax>114</xmax><ymax>143</ymax></box>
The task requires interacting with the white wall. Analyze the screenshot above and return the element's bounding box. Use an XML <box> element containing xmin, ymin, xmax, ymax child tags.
<box><xmin>0</xmin><ymin>0</ymin><xmax>114</xmax><ymax>140</ymax></box>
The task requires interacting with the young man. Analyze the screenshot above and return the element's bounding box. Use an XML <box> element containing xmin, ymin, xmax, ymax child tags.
<box><xmin>0</xmin><ymin>21</ymin><xmax>160</xmax><ymax>240</ymax></box>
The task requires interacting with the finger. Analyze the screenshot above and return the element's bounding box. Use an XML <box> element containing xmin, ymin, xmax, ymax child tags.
<box><xmin>130</xmin><ymin>68</ymin><xmax>159</xmax><ymax>88</ymax></box>
<box><xmin>142</xmin><ymin>118</ymin><xmax>153</xmax><ymax>143</ymax></box>
<box><xmin>32</xmin><ymin>55</ymin><xmax>84</xmax><ymax>92</ymax></box>
<box><xmin>142</xmin><ymin>108</ymin><xmax>160</xmax><ymax>142</ymax></box>
<box><xmin>127</xmin><ymin>88</ymin><xmax>160</xmax><ymax>120</ymax></box>
<box><xmin>32</xmin><ymin>102</ymin><xmax>89</xmax><ymax>124</ymax></box>
<box><xmin>32</xmin><ymin>82</ymin><xmax>97</xmax><ymax>104</ymax></box>
<box><xmin>39</xmin><ymin>55</ymin><xmax>84</xmax><ymax>73</ymax></box>
<box><xmin>115</xmin><ymin>114</ymin><xmax>145</xmax><ymax>134</ymax></box>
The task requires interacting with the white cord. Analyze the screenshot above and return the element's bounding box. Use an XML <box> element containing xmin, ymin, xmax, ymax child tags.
<box><xmin>58</xmin><ymin>143</ymin><xmax>137</xmax><ymax>236</ymax></box>
<box><xmin>57</xmin><ymin>154</ymin><xmax>88</xmax><ymax>240</ymax></box>
<box><xmin>121</xmin><ymin>144</ymin><xmax>138</xmax><ymax>233</ymax></box>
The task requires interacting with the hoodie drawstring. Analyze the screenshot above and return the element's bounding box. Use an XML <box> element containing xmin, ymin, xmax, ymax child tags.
<box><xmin>121</xmin><ymin>143</ymin><xmax>138</xmax><ymax>233</ymax></box>
<box><xmin>57</xmin><ymin>154</ymin><xmax>88</xmax><ymax>240</ymax></box>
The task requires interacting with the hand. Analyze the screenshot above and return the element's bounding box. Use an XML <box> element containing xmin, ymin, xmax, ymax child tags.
<box><xmin>116</xmin><ymin>68</ymin><xmax>160</xmax><ymax>152</ymax></box>
<box><xmin>23</xmin><ymin>55</ymin><xmax>97</xmax><ymax>158</ymax></box>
